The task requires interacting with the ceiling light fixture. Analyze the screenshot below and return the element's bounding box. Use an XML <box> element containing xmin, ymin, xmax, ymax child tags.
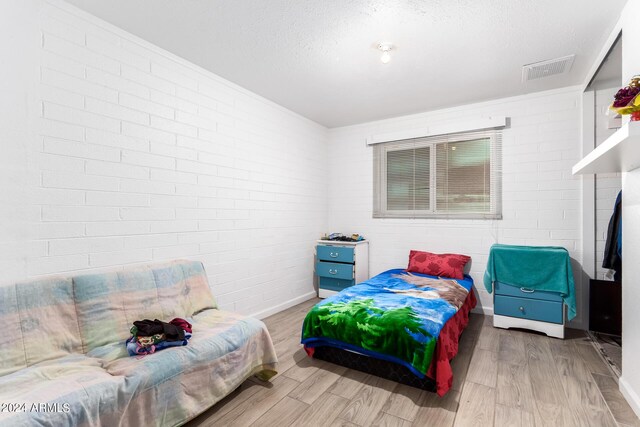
<box><xmin>377</xmin><ymin>42</ymin><xmax>393</xmax><ymax>64</ymax></box>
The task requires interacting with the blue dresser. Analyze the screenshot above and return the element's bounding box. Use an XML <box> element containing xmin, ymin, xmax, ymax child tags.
<box><xmin>486</xmin><ymin>244</ymin><xmax>574</xmax><ymax>339</ymax></box>
<box><xmin>316</xmin><ymin>240</ymin><xmax>369</xmax><ymax>298</ymax></box>
<box><xmin>493</xmin><ymin>281</ymin><xmax>564</xmax><ymax>337</ymax></box>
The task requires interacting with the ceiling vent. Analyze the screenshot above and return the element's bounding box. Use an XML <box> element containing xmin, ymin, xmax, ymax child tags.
<box><xmin>522</xmin><ymin>54</ymin><xmax>575</xmax><ymax>82</ymax></box>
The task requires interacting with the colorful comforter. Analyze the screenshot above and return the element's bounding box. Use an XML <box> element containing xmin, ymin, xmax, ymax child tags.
<box><xmin>301</xmin><ymin>269</ymin><xmax>473</xmax><ymax>379</ymax></box>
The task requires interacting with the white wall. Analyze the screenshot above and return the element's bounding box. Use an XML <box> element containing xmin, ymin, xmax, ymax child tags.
<box><xmin>0</xmin><ymin>0</ymin><xmax>327</xmax><ymax>318</ymax></box>
<box><xmin>618</xmin><ymin>0</ymin><xmax>640</xmax><ymax>417</ymax></box>
<box><xmin>327</xmin><ymin>88</ymin><xmax>585</xmax><ymax>326</ymax></box>
<box><xmin>0</xmin><ymin>1</ymin><xmax>39</xmax><ymax>283</ymax></box>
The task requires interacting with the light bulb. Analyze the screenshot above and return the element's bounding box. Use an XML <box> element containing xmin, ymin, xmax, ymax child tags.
<box><xmin>377</xmin><ymin>42</ymin><xmax>393</xmax><ymax>64</ymax></box>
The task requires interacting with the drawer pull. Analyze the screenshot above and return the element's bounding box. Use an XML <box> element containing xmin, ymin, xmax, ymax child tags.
<box><xmin>329</xmin><ymin>269</ymin><xmax>338</xmax><ymax>275</ymax></box>
<box><xmin>520</xmin><ymin>288</ymin><xmax>535</xmax><ymax>293</ymax></box>
<box><xmin>519</xmin><ymin>306</ymin><xmax>525</xmax><ymax>312</ymax></box>
<box><xmin>330</xmin><ymin>252</ymin><xmax>339</xmax><ymax>258</ymax></box>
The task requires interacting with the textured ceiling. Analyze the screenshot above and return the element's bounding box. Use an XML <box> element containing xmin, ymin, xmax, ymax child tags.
<box><xmin>65</xmin><ymin>0</ymin><xmax>626</xmax><ymax>127</ymax></box>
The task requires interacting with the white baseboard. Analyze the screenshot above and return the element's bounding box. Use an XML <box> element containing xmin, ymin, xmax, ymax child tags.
<box><xmin>619</xmin><ymin>376</ymin><xmax>640</xmax><ymax>419</ymax></box>
<box><xmin>566</xmin><ymin>318</ymin><xmax>587</xmax><ymax>330</ymax></box>
<box><xmin>472</xmin><ymin>305</ymin><xmax>494</xmax><ymax>316</ymax></box>
<box><xmin>250</xmin><ymin>291</ymin><xmax>317</xmax><ymax>320</ymax></box>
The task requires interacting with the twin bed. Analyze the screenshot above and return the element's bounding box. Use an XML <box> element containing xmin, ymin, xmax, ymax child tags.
<box><xmin>301</xmin><ymin>252</ymin><xmax>476</xmax><ymax>396</ymax></box>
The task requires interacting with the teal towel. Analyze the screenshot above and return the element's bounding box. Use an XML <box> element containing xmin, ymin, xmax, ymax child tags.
<box><xmin>483</xmin><ymin>244</ymin><xmax>577</xmax><ymax>320</ymax></box>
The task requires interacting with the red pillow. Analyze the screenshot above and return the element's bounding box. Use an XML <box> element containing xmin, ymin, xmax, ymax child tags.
<box><xmin>407</xmin><ymin>250</ymin><xmax>470</xmax><ymax>280</ymax></box>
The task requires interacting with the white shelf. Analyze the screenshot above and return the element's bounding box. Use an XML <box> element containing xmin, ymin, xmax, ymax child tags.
<box><xmin>573</xmin><ymin>121</ymin><xmax>640</xmax><ymax>175</ymax></box>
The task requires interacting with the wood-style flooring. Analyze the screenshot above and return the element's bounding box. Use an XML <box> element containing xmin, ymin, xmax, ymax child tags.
<box><xmin>186</xmin><ymin>298</ymin><xmax>640</xmax><ymax>427</ymax></box>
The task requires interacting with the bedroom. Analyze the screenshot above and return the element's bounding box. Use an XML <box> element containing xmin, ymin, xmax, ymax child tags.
<box><xmin>1</xmin><ymin>0</ymin><xmax>639</xmax><ymax>426</ymax></box>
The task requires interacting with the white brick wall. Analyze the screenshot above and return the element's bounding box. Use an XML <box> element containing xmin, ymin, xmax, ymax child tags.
<box><xmin>0</xmin><ymin>0</ymin><xmax>327</xmax><ymax>317</ymax></box>
<box><xmin>326</xmin><ymin>88</ymin><xmax>585</xmax><ymax>327</ymax></box>
<box><xmin>1</xmin><ymin>0</ymin><xmax>590</xmax><ymax>326</ymax></box>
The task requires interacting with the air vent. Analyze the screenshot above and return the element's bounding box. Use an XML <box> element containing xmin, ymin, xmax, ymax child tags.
<box><xmin>522</xmin><ymin>54</ymin><xmax>575</xmax><ymax>82</ymax></box>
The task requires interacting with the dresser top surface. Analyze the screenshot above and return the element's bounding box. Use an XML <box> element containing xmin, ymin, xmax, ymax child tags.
<box><xmin>317</xmin><ymin>240</ymin><xmax>368</xmax><ymax>246</ymax></box>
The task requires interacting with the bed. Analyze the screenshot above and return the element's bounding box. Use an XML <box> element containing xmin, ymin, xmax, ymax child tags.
<box><xmin>301</xmin><ymin>268</ymin><xmax>476</xmax><ymax>396</ymax></box>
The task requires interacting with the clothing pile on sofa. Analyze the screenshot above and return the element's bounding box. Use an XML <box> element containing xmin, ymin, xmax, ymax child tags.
<box><xmin>126</xmin><ymin>318</ymin><xmax>192</xmax><ymax>356</ymax></box>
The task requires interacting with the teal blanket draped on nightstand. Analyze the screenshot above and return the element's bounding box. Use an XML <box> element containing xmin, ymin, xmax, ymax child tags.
<box><xmin>483</xmin><ymin>244</ymin><xmax>577</xmax><ymax>320</ymax></box>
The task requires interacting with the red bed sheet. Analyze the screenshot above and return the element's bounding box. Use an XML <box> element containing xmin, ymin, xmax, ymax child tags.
<box><xmin>427</xmin><ymin>288</ymin><xmax>477</xmax><ymax>396</ymax></box>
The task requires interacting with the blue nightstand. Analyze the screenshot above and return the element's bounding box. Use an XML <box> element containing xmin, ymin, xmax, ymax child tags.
<box><xmin>493</xmin><ymin>281</ymin><xmax>565</xmax><ymax>338</ymax></box>
<box><xmin>485</xmin><ymin>244</ymin><xmax>575</xmax><ymax>339</ymax></box>
<box><xmin>316</xmin><ymin>240</ymin><xmax>369</xmax><ymax>298</ymax></box>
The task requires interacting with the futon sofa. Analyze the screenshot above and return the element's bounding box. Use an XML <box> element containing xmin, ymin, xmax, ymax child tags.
<box><xmin>0</xmin><ymin>260</ymin><xmax>278</xmax><ymax>426</ymax></box>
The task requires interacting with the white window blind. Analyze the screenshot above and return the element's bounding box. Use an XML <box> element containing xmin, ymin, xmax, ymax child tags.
<box><xmin>373</xmin><ymin>130</ymin><xmax>502</xmax><ymax>219</ymax></box>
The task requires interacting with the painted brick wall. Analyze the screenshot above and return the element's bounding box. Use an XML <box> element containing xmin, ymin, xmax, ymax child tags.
<box><xmin>326</xmin><ymin>88</ymin><xmax>585</xmax><ymax>327</ymax></box>
<box><xmin>2</xmin><ymin>0</ymin><xmax>589</xmax><ymax>326</ymax></box>
<box><xmin>0</xmin><ymin>0</ymin><xmax>327</xmax><ymax>318</ymax></box>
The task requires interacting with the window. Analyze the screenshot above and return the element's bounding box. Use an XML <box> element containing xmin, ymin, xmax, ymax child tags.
<box><xmin>373</xmin><ymin>130</ymin><xmax>502</xmax><ymax>219</ymax></box>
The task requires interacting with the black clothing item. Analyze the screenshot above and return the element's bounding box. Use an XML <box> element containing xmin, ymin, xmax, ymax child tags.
<box><xmin>133</xmin><ymin>319</ymin><xmax>185</xmax><ymax>342</ymax></box>
<box><xmin>157</xmin><ymin>319</ymin><xmax>185</xmax><ymax>342</ymax></box>
<box><xmin>603</xmin><ymin>191</ymin><xmax>622</xmax><ymax>281</ymax></box>
<box><xmin>133</xmin><ymin>319</ymin><xmax>163</xmax><ymax>336</ymax></box>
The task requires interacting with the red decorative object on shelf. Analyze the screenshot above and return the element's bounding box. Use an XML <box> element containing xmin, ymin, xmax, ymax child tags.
<box><xmin>610</xmin><ymin>75</ymin><xmax>640</xmax><ymax>118</ymax></box>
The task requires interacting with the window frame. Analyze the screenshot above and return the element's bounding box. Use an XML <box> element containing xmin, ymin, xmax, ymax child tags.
<box><xmin>373</xmin><ymin>129</ymin><xmax>502</xmax><ymax>220</ymax></box>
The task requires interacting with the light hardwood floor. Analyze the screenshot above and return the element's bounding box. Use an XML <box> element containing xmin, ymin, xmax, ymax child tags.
<box><xmin>187</xmin><ymin>298</ymin><xmax>640</xmax><ymax>427</ymax></box>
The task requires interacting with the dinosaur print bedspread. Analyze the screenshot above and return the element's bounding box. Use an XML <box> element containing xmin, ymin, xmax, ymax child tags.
<box><xmin>301</xmin><ymin>269</ymin><xmax>473</xmax><ymax>378</ymax></box>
